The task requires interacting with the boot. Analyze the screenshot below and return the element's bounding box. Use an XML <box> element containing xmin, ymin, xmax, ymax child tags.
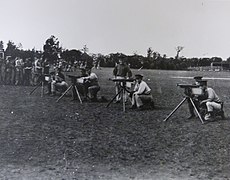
<box><xmin>204</xmin><ymin>111</ymin><xmax>214</xmax><ymax>121</ymax></box>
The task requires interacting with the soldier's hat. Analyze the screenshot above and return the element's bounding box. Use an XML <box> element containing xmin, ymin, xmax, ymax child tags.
<box><xmin>135</xmin><ymin>74</ymin><xmax>143</xmax><ymax>79</ymax></box>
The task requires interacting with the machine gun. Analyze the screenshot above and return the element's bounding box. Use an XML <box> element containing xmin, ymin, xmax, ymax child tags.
<box><xmin>177</xmin><ymin>83</ymin><xmax>203</xmax><ymax>97</ymax></box>
<box><xmin>163</xmin><ymin>83</ymin><xmax>205</xmax><ymax>124</ymax></box>
<box><xmin>177</xmin><ymin>83</ymin><xmax>199</xmax><ymax>88</ymax></box>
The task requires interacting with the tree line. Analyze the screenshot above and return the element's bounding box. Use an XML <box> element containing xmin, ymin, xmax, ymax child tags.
<box><xmin>0</xmin><ymin>36</ymin><xmax>228</xmax><ymax>70</ymax></box>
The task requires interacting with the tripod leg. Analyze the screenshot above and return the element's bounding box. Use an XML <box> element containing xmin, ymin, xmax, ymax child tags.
<box><xmin>74</xmin><ymin>86</ymin><xmax>82</xmax><ymax>104</ymax></box>
<box><xmin>41</xmin><ymin>81</ymin><xmax>44</xmax><ymax>97</ymax></box>
<box><xmin>163</xmin><ymin>97</ymin><xmax>187</xmax><ymax>122</ymax></box>
<box><xmin>30</xmin><ymin>81</ymin><xmax>42</xmax><ymax>95</ymax></box>
<box><xmin>189</xmin><ymin>98</ymin><xmax>204</xmax><ymax>124</ymax></box>
<box><xmin>56</xmin><ymin>85</ymin><xmax>72</xmax><ymax>102</ymax></box>
<box><xmin>123</xmin><ymin>88</ymin><xmax>126</xmax><ymax>112</ymax></box>
<box><xmin>106</xmin><ymin>88</ymin><xmax>123</xmax><ymax>108</ymax></box>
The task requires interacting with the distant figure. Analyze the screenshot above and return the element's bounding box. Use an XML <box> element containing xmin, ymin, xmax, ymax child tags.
<box><xmin>0</xmin><ymin>57</ymin><xmax>5</xmax><ymax>84</ymax></box>
<box><xmin>33</xmin><ymin>58</ymin><xmax>42</xmax><ymax>85</ymax></box>
<box><xmin>23</xmin><ymin>58</ymin><xmax>33</xmax><ymax>86</ymax></box>
<box><xmin>113</xmin><ymin>57</ymin><xmax>132</xmax><ymax>103</ymax></box>
<box><xmin>15</xmin><ymin>57</ymin><xmax>24</xmax><ymax>85</ymax></box>
<box><xmin>5</xmin><ymin>57</ymin><xmax>14</xmax><ymax>85</ymax></box>
<box><xmin>130</xmin><ymin>74</ymin><xmax>154</xmax><ymax>110</ymax></box>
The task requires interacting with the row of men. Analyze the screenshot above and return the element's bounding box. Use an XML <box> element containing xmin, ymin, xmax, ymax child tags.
<box><xmin>0</xmin><ymin>57</ymin><xmax>78</xmax><ymax>86</ymax></box>
<box><xmin>112</xmin><ymin>58</ymin><xmax>226</xmax><ymax>119</ymax></box>
<box><xmin>32</xmin><ymin>56</ymin><xmax>225</xmax><ymax>119</ymax></box>
<box><xmin>48</xmin><ymin>60</ymin><xmax>154</xmax><ymax>110</ymax></box>
<box><xmin>48</xmin><ymin>65</ymin><xmax>225</xmax><ymax>121</ymax></box>
<box><xmin>0</xmin><ymin>57</ymin><xmax>53</xmax><ymax>86</ymax></box>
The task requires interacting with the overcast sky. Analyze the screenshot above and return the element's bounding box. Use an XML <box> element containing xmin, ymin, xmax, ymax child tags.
<box><xmin>1</xmin><ymin>0</ymin><xmax>230</xmax><ymax>59</ymax></box>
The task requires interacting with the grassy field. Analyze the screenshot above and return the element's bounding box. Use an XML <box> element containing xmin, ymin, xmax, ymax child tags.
<box><xmin>0</xmin><ymin>67</ymin><xmax>230</xmax><ymax>179</ymax></box>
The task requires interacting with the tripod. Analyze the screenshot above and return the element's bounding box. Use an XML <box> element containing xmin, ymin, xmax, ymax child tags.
<box><xmin>163</xmin><ymin>95</ymin><xmax>204</xmax><ymax>124</ymax></box>
<box><xmin>29</xmin><ymin>74</ymin><xmax>49</xmax><ymax>97</ymax></box>
<box><xmin>106</xmin><ymin>78</ymin><xmax>134</xmax><ymax>112</ymax></box>
<box><xmin>56</xmin><ymin>75</ymin><xmax>82</xmax><ymax>103</ymax></box>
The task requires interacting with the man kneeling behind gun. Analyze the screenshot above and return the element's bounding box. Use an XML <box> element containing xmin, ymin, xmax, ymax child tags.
<box><xmin>199</xmin><ymin>80</ymin><xmax>225</xmax><ymax>121</ymax></box>
<box><xmin>72</xmin><ymin>67</ymin><xmax>100</xmax><ymax>102</ymax></box>
<box><xmin>130</xmin><ymin>74</ymin><xmax>154</xmax><ymax>110</ymax></box>
<box><xmin>49</xmin><ymin>67</ymin><xmax>68</xmax><ymax>96</ymax></box>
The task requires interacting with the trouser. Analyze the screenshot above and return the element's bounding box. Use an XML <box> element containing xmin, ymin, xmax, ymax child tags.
<box><xmin>24</xmin><ymin>69</ymin><xmax>32</xmax><ymax>86</ymax></box>
<box><xmin>88</xmin><ymin>85</ymin><xmax>100</xmax><ymax>99</ymax></box>
<box><xmin>51</xmin><ymin>81</ymin><xmax>68</xmax><ymax>93</ymax></box>
<box><xmin>33</xmin><ymin>69</ymin><xmax>42</xmax><ymax>85</ymax></box>
<box><xmin>0</xmin><ymin>64</ymin><xmax>5</xmax><ymax>83</ymax></box>
<box><xmin>5</xmin><ymin>70</ymin><xmax>11</xmax><ymax>85</ymax></box>
<box><xmin>132</xmin><ymin>93</ymin><xmax>153</xmax><ymax>108</ymax></box>
<box><xmin>15</xmin><ymin>68</ymin><xmax>23</xmax><ymax>85</ymax></box>
<box><xmin>11</xmin><ymin>68</ymin><xmax>15</xmax><ymax>85</ymax></box>
<box><xmin>206</xmin><ymin>102</ymin><xmax>221</xmax><ymax>112</ymax></box>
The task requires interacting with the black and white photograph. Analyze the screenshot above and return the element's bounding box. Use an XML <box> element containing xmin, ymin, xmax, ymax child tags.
<box><xmin>0</xmin><ymin>0</ymin><xmax>230</xmax><ymax>179</ymax></box>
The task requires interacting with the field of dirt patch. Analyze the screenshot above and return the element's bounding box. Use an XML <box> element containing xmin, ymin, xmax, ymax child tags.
<box><xmin>0</xmin><ymin>68</ymin><xmax>229</xmax><ymax>179</ymax></box>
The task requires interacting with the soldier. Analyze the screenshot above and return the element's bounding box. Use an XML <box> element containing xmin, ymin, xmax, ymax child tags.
<box><xmin>15</xmin><ymin>57</ymin><xmax>24</xmax><ymax>85</ymax></box>
<box><xmin>199</xmin><ymin>80</ymin><xmax>225</xmax><ymax>121</ymax></box>
<box><xmin>33</xmin><ymin>58</ymin><xmax>42</xmax><ymax>85</ymax></box>
<box><xmin>5</xmin><ymin>56</ymin><xmax>12</xmax><ymax>85</ymax></box>
<box><xmin>50</xmin><ymin>67</ymin><xmax>68</xmax><ymax>96</ymax></box>
<box><xmin>84</xmin><ymin>67</ymin><xmax>100</xmax><ymax>102</ymax></box>
<box><xmin>23</xmin><ymin>58</ymin><xmax>33</xmax><ymax>86</ymax></box>
<box><xmin>0</xmin><ymin>57</ymin><xmax>5</xmax><ymax>84</ymax></box>
<box><xmin>130</xmin><ymin>74</ymin><xmax>153</xmax><ymax>110</ymax></box>
<box><xmin>113</xmin><ymin>57</ymin><xmax>132</xmax><ymax>103</ymax></box>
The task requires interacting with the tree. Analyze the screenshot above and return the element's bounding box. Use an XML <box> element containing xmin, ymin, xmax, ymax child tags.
<box><xmin>91</xmin><ymin>53</ymin><xmax>105</xmax><ymax>69</ymax></box>
<box><xmin>175</xmin><ymin>46</ymin><xmax>184</xmax><ymax>60</ymax></box>
<box><xmin>5</xmin><ymin>41</ymin><xmax>17</xmax><ymax>58</ymax></box>
<box><xmin>61</xmin><ymin>49</ymin><xmax>82</xmax><ymax>65</ymax></box>
<box><xmin>147</xmin><ymin>47</ymin><xmax>153</xmax><ymax>58</ymax></box>
<box><xmin>81</xmin><ymin>45</ymin><xmax>89</xmax><ymax>53</ymax></box>
<box><xmin>43</xmin><ymin>35</ymin><xmax>61</xmax><ymax>64</ymax></box>
<box><xmin>81</xmin><ymin>53</ymin><xmax>93</xmax><ymax>68</ymax></box>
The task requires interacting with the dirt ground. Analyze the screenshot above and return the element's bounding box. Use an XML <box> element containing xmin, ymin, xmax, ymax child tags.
<box><xmin>0</xmin><ymin>68</ymin><xmax>230</xmax><ymax>180</ymax></box>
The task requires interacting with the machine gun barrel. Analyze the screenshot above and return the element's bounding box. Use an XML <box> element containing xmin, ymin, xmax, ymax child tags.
<box><xmin>177</xmin><ymin>83</ymin><xmax>199</xmax><ymax>88</ymax></box>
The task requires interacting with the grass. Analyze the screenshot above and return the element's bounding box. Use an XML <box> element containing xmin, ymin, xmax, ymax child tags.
<box><xmin>0</xmin><ymin>68</ymin><xmax>229</xmax><ymax>179</ymax></box>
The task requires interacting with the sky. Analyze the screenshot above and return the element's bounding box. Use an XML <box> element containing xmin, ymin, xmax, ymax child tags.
<box><xmin>1</xmin><ymin>0</ymin><xmax>230</xmax><ymax>59</ymax></box>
